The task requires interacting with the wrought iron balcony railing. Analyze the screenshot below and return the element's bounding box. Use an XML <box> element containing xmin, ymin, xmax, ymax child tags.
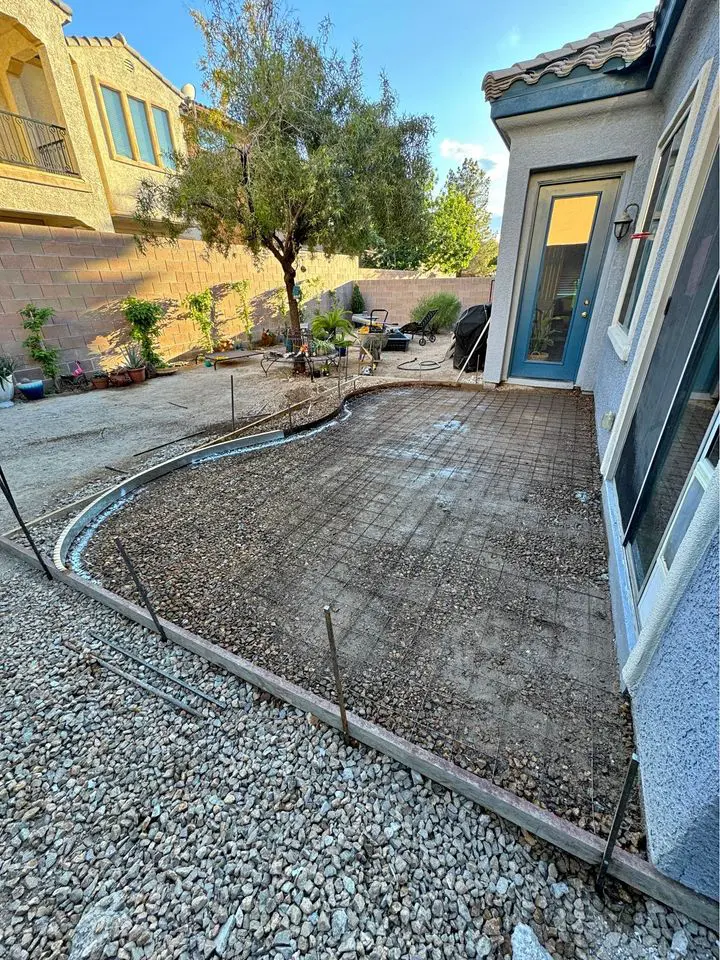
<box><xmin>0</xmin><ymin>109</ymin><xmax>78</xmax><ymax>176</ymax></box>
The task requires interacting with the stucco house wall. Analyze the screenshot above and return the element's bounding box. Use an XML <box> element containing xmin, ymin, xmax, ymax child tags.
<box><xmin>0</xmin><ymin>0</ymin><xmax>113</xmax><ymax>230</ymax></box>
<box><xmin>67</xmin><ymin>36</ymin><xmax>187</xmax><ymax>224</ymax></box>
<box><xmin>483</xmin><ymin>94</ymin><xmax>662</xmax><ymax>387</ymax></box>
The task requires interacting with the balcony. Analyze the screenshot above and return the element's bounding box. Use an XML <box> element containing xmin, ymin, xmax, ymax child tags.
<box><xmin>0</xmin><ymin>109</ymin><xmax>78</xmax><ymax>177</ymax></box>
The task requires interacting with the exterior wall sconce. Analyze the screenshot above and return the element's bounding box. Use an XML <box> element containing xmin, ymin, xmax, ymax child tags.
<box><xmin>613</xmin><ymin>203</ymin><xmax>640</xmax><ymax>241</ymax></box>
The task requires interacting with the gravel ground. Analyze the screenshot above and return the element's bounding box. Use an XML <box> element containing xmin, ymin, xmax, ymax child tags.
<box><xmin>1</xmin><ymin>560</ymin><xmax>717</xmax><ymax>960</ymax></box>
<box><xmin>77</xmin><ymin>387</ymin><xmax>639</xmax><ymax>845</ymax></box>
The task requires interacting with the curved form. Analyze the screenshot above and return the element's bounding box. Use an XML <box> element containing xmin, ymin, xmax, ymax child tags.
<box><xmin>54</xmin><ymin>429</ymin><xmax>284</xmax><ymax>570</ymax></box>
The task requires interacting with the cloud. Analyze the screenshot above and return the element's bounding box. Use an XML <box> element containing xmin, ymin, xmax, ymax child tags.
<box><xmin>499</xmin><ymin>27</ymin><xmax>521</xmax><ymax>50</ymax></box>
<box><xmin>439</xmin><ymin>139</ymin><xmax>509</xmax><ymax>218</ymax></box>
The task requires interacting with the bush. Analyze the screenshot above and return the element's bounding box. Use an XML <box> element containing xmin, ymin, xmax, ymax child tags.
<box><xmin>122</xmin><ymin>297</ymin><xmax>165</xmax><ymax>365</ymax></box>
<box><xmin>410</xmin><ymin>292</ymin><xmax>461</xmax><ymax>332</ymax></box>
<box><xmin>184</xmin><ymin>289</ymin><xmax>215</xmax><ymax>353</ymax></box>
<box><xmin>349</xmin><ymin>283</ymin><xmax>365</xmax><ymax>314</ymax></box>
<box><xmin>20</xmin><ymin>303</ymin><xmax>60</xmax><ymax>384</ymax></box>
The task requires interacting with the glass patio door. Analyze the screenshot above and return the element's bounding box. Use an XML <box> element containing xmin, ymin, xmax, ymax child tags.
<box><xmin>510</xmin><ymin>176</ymin><xmax>620</xmax><ymax>381</ymax></box>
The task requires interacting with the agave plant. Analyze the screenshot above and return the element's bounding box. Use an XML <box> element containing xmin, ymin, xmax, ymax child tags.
<box><xmin>121</xmin><ymin>344</ymin><xmax>145</xmax><ymax>370</ymax></box>
<box><xmin>0</xmin><ymin>352</ymin><xmax>17</xmax><ymax>381</ymax></box>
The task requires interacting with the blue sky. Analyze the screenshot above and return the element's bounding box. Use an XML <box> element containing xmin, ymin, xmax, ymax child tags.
<box><xmin>65</xmin><ymin>0</ymin><xmax>649</xmax><ymax>230</ymax></box>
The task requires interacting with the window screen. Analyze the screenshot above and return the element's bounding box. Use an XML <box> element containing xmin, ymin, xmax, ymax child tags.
<box><xmin>151</xmin><ymin>106</ymin><xmax>175</xmax><ymax>168</ymax></box>
<box><xmin>616</xmin><ymin>151</ymin><xmax>719</xmax><ymax>537</ymax></box>
<box><xmin>100</xmin><ymin>86</ymin><xmax>132</xmax><ymax>158</ymax></box>
<box><xmin>128</xmin><ymin>97</ymin><xmax>155</xmax><ymax>164</ymax></box>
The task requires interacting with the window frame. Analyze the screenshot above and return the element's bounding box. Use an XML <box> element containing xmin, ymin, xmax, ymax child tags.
<box><xmin>94</xmin><ymin>79</ymin><xmax>177</xmax><ymax>171</ymax></box>
<box><xmin>127</xmin><ymin>95</ymin><xmax>157</xmax><ymax>165</ymax></box>
<box><xmin>601</xmin><ymin>64</ymin><xmax>717</xmax><ymax>481</ymax></box>
<box><xmin>606</xmin><ymin>65</ymin><xmax>711</xmax><ymax>362</ymax></box>
<box><xmin>633</xmin><ymin>408</ymin><xmax>719</xmax><ymax>626</ymax></box>
<box><xmin>149</xmin><ymin>103</ymin><xmax>176</xmax><ymax>169</ymax></box>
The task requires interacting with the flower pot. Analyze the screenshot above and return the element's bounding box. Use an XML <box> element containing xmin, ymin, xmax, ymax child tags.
<box><xmin>127</xmin><ymin>366</ymin><xmax>146</xmax><ymax>384</ymax></box>
<box><xmin>92</xmin><ymin>375</ymin><xmax>109</xmax><ymax>390</ymax></box>
<box><xmin>18</xmin><ymin>380</ymin><xmax>44</xmax><ymax>401</ymax></box>
<box><xmin>0</xmin><ymin>375</ymin><xmax>13</xmax><ymax>403</ymax></box>
<box><xmin>109</xmin><ymin>372</ymin><xmax>132</xmax><ymax>388</ymax></box>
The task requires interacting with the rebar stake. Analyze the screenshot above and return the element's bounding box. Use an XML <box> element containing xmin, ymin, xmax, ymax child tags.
<box><xmin>324</xmin><ymin>605</ymin><xmax>350</xmax><ymax>744</ymax></box>
<box><xmin>595</xmin><ymin>752</ymin><xmax>639</xmax><ymax>895</ymax></box>
<box><xmin>230</xmin><ymin>374</ymin><xmax>235</xmax><ymax>431</ymax></box>
<box><xmin>115</xmin><ymin>537</ymin><xmax>168</xmax><ymax>641</ymax></box>
<box><xmin>0</xmin><ymin>463</ymin><xmax>52</xmax><ymax>579</ymax></box>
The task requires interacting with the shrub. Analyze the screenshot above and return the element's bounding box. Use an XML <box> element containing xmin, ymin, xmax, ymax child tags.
<box><xmin>20</xmin><ymin>304</ymin><xmax>60</xmax><ymax>384</ymax></box>
<box><xmin>122</xmin><ymin>297</ymin><xmax>165</xmax><ymax>365</ymax></box>
<box><xmin>349</xmin><ymin>283</ymin><xmax>365</xmax><ymax>314</ymax></box>
<box><xmin>410</xmin><ymin>292</ymin><xmax>461</xmax><ymax>332</ymax></box>
<box><xmin>184</xmin><ymin>289</ymin><xmax>215</xmax><ymax>353</ymax></box>
<box><xmin>310</xmin><ymin>307</ymin><xmax>354</xmax><ymax>345</ymax></box>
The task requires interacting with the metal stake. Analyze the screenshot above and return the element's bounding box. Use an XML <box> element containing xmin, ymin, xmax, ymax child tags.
<box><xmin>230</xmin><ymin>374</ymin><xmax>235</xmax><ymax>431</ymax></box>
<box><xmin>0</xmin><ymin>463</ymin><xmax>53</xmax><ymax>579</ymax></box>
<box><xmin>324</xmin><ymin>605</ymin><xmax>350</xmax><ymax>744</ymax></box>
<box><xmin>595</xmin><ymin>752</ymin><xmax>639</xmax><ymax>895</ymax></box>
<box><xmin>114</xmin><ymin>537</ymin><xmax>168</xmax><ymax>641</ymax></box>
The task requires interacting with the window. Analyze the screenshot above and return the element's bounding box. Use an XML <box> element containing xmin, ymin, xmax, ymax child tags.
<box><xmin>616</xmin><ymin>118</ymin><xmax>688</xmax><ymax>331</ymax></box>
<box><xmin>128</xmin><ymin>96</ymin><xmax>155</xmax><ymax>164</ymax></box>
<box><xmin>100</xmin><ymin>85</ymin><xmax>132</xmax><ymax>159</ymax></box>
<box><xmin>151</xmin><ymin>106</ymin><xmax>175</xmax><ymax>168</ymax></box>
<box><xmin>614</xmin><ymin>150</ymin><xmax>719</xmax><ymax>620</ymax></box>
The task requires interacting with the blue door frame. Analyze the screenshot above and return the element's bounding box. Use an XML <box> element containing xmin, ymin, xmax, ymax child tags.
<box><xmin>510</xmin><ymin>175</ymin><xmax>620</xmax><ymax>381</ymax></box>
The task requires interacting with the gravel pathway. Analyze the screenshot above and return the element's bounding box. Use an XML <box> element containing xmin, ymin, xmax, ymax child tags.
<box><xmin>1</xmin><ymin>561</ymin><xmax>717</xmax><ymax>960</ymax></box>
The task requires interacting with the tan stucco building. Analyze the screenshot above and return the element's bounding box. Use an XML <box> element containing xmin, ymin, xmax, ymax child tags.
<box><xmin>0</xmin><ymin>0</ymin><xmax>188</xmax><ymax>232</ymax></box>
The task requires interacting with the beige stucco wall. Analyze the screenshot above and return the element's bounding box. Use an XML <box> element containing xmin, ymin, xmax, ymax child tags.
<box><xmin>0</xmin><ymin>0</ymin><xmax>113</xmax><ymax>230</ymax></box>
<box><xmin>68</xmin><ymin>37</ymin><xmax>186</xmax><ymax>223</ymax></box>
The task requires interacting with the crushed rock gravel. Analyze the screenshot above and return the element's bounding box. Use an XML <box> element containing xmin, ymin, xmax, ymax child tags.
<box><xmin>1</xmin><ymin>561</ymin><xmax>717</xmax><ymax>960</ymax></box>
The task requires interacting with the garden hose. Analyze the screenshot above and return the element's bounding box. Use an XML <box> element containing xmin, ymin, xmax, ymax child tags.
<box><xmin>396</xmin><ymin>357</ymin><xmax>447</xmax><ymax>371</ymax></box>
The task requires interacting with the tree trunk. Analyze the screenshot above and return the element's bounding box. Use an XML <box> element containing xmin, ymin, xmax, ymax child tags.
<box><xmin>282</xmin><ymin>265</ymin><xmax>302</xmax><ymax>346</ymax></box>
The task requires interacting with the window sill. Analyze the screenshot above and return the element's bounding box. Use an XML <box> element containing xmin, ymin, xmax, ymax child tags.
<box><xmin>607</xmin><ymin>324</ymin><xmax>631</xmax><ymax>362</ymax></box>
<box><xmin>109</xmin><ymin>152</ymin><xmax>171</xmax><ymax>173</ymax></box>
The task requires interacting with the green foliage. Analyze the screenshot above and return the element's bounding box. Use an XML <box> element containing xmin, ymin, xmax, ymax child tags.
<box><xmin>121</xmin><ymin>344</ymin><xmax>145</xmax><ymax>369</ymax></box>
<box><xmin>442</xmin><ymin>159</ymin><xmax>498</xmax><ymax>277</ymax></box>
<box><xmin>362</xmin><ymin>236</ymin><xmax>426</xmax><ymax>270</ymax></box>
<box><xmin>134</xmin><ymin>0</ymin><xmax>434</xmax><ymax>340</ymax></box>
<box><xmin>0</xmin><ymin>352</ymin><xmax>17</xmax><ymax>380</ymax></box>
<box><xmin>20</xmin><ymin>303</ymin><xmax>60</xmax><ymax>383</ymax></box>
<box><xmin>228</xmin><ymin>279</ymin><xmax>252</xmax><ymax>338</ymax></box>
<box><xmin>426</xmin><ymin>187</ymin><xmax>481</xmax><ymax>276</ymax></box>
<box><xmin>410</xmin><ymin>292</ymin><xmax>461</xmax><ymax>332</ymax></box>
<box><xmin>310</xmin><ymin>307</ymin><xmax>354</xmax><ymax>345</ymax></box>
<box><xmin>349</xmin><ymin>284</ymin><xmax>365</xmax><ymax>314</ymax></box>
<box><xmin>122</xmin><ymin>297</ymin><xmax>165</xmax><ymax>365</ymax></box>
<box><xmin>185</xmin><ymin>289</ymin><xmax>215</xmax><ymax>352</ymax></box>
<box><xmin>529</xmin><ymin>314</ymin><xmax>556</xmax><ymax>356</ymax></box>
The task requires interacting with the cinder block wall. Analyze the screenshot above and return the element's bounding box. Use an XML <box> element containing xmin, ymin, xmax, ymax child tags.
<box><xmin>0</xmin><ymin>224</ymin><xmax>360</xmax><ymax>379</ymax></box>
<box><xmin>356</xmin><ymin>275</ymin><xmax>494</xmax><ymax>327</ymax></box>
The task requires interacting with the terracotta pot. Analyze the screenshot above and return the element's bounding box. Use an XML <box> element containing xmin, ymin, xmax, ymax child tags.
<box><xmin>109</xmin><ymin>372</ymin><xmax>132</xmax><ymax>387</ymax></box>
<box><xmin>127</xmin><ymin>367</ymin><xmax>146</xmax><ymax>384</ymax></box>
<box><xmin>92</xmin><ymin>375</ymin><xmax>109</xmax><ymax>390</ymax></box>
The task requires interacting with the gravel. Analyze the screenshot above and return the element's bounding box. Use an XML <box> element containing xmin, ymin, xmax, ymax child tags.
<box><xmin>1</xmin><ymin>560</ymin><xmax>718</xmax><ymax>960</ymax></box>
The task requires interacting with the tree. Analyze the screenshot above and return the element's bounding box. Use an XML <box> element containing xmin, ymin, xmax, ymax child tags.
<box><xmin>426</xmin><ymin>187</ymin><xmax>481</xmax><ymax>275</ymax></box>
<box><xmin>134</xmin><ymin>0</ymin><xmax>433</xmax><ymax>342</ymax></box>
<box><xmin>444</xmin><ymin>158</ymin><xmax>498</xmax><ymax>276</ymax></box>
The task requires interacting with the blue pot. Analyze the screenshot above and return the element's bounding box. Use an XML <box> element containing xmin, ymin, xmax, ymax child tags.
<box><xmin>18</xmin><ymin>380</ymin><xmax>44</xmax><ymax>401</ymax></box>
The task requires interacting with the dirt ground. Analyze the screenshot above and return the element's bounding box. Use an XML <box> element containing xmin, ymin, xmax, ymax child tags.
<box><xmin>75</xmin><ymin>385</ymin><xmax>641</xmax><ymax>851</ymax></box>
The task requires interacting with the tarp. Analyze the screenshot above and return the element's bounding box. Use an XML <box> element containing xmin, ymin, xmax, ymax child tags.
<box><xmin>453</xmin><ymin>304</ymin><xmax>492</xmax><ymax>371</ymax></box>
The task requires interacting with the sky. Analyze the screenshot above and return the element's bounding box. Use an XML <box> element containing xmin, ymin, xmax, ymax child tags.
<box><xmin>64</xmin><ymin>0</ymin><xmax>649</xmax><ymax>231</ymax></box>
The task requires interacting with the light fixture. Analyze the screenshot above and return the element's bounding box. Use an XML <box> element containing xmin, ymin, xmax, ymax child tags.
<box><xmin>614</xmin><ymin>203</ymin><xmax>640</xmax><ymax>241</ymax></box>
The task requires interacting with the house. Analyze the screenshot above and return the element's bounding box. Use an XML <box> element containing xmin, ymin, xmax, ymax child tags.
<box><xmin>483</xmin><ymin>0</ymin><xmax>718</xmax><ymax>899</ymax></box>
<box><xmin>0</xmin><ymin>0</ymin><xmax>190</xmax><ymax>232</ymax></box>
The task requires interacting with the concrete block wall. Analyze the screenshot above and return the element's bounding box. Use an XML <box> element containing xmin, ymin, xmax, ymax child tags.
<box><xmin>0</xmin><ymin>223</ymin><xmax>360</xmax><ymax>379</ymax></box>
<box><xmin>355</xmin><ymin>275</ymin><xmax>494</xmax><ymax>328</ymax></box>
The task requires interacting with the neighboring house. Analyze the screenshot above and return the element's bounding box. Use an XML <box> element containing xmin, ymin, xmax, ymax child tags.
<box><xmin>483</xmin><ymin>0</ymin><xmax>718</xmax><ymax>899</ymax></box>
<box><xmin>0</xmin><ymin>0</ymin><xmax>190</xmax><ymax>232</ymax></box>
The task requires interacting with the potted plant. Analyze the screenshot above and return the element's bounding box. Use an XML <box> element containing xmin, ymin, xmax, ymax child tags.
<box><xmin>108</xmin><ymin>368</ymin><xmax>132</xmax><ymax>388</ymax></box>
<box><xmin>0</xmin><ymin>353</ymin><xmax>16</xmax><ymax>404</ymax></box>
<box><xmin>121</xmin><ymin>345</ymin><xmax>147</xmax><ymax>383</ymax></box>
<box><xmin>92</xmin><ymin>371</ymin><xmax>109</xmax><ymax>390</ymax></box>
<box><xmin>311</xmin><ymin>307</ymin><xmax>354</xmax><ymax>355</ymax></box>
<box><xmin>122</xmin><ymin>297</ymin><xmax>165</xmax><ymax>366</ymax></box>
<box><xmin>528</xmin><ymin>314</ymin><xmax>556</xmax><ymax>360</ymax></box>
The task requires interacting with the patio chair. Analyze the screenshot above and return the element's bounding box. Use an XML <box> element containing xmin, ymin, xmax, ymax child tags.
<box><xmin>401</xmin><ymin>309</ymin><xmax>439</xmax><ymax>346</ymax></box>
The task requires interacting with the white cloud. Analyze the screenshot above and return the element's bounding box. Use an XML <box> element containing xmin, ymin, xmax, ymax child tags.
<box><xmin>439</xmin><ymin>138</ymin><xmax>509</xmax><ymax>219</ymax></box>
<box><xmin>499</xmin><ymin>27</ymin><xmax>521</xmax><ymax>50</ymax></box>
